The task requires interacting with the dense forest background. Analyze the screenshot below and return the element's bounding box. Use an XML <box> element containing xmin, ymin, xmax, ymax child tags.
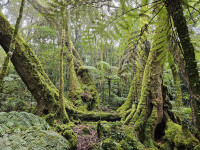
<box><xmin>0</xmin><ymin>0</ymin><xmax>200</xmax><ymax>149</ymax></box>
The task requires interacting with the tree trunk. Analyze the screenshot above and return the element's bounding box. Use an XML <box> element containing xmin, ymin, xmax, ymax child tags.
<box><xmin>170</xmin><ymin>44</ymin><xmax>183</xmax><ymax>108</ymax></box>
<box><xmin>0</xmin><ymin>11</ymin><xmax>69</xmax><ymax>116</ymax></box>
<box><xmin>0</xmin><ymin>0</ymin><xmax>25</xmax><ymax>91</ymax></box>
<box><xmin>117</xmin><ymin>0</ymin><xmax>150</xmax><ymax>117</ymax></box>
<box><xmin>124</xmin><ymin>5</ymin><xmax>168</xmax><ymax>148</ymax></box>
<box><xmin>116</xmin><ymin>65</ymin><xmax>137</xmax><ymax>118</ymax></box>
<box><xmin>58</xmin><ymin>2</ymin><xmax>70</xmax><ymax>123</ymax></box>
<box><xmin>27</xmin><ymin>0</ymin><xmax>98</xmax><ymax>110</ymax></box>
<box><xmin>165</xmin><ymin>0</ymin><xmax>200</xmax><ymax>130</ymax></box>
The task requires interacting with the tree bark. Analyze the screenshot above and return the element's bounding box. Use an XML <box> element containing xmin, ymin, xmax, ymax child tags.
<box><xmin>27</xmin><ymin>0</ymin><xmax>98</xmax><ymax>109</ymax></box>
<box><xmin>124</xmin><ymin>5</ymin><xmax>168</xmax><ymax>148</ymax></box>
<box><xmin>165</xmin><ymin>0</ymin><xmax>200</xmax><ymax>130</ymax></box>
<box><xmin>117</xmin><ymin>0</ymin><xmax>150</xmax><ymax>118</ymax></box>
<box><xmin>0</xmin><ymin>11</ymin><xmax>71</xmax><ymax>116</ymax></box>
<box><xmin>0</xmin><ymin>0</ymin><xmax>25</xmax><ymax>91</ymax></box>
<box><xmin>59</xmin><ymin>1</ymin><xmax>70</xmax><ymax>123</ymax></box>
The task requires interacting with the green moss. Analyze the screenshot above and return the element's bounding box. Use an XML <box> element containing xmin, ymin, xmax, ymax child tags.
<box><xmin>44</xmin><ymin>113</ymin><xmax>55</xmax><ymax>126</ymax></box>
<box><xmin>77</xmin><ymin>65</ymin><xmax>99</xmax><ymax>110</ymax></box>
<box><xmin>74</xmin><ymin>99</ymin><xmax>82</xmax><ymax>107</ymax></box>
<box><xmin>102</xmin><ymin>138</ymin><xmax>123</xmax><ymax>150</ymax></box>
<box><xmin>117</xmin><ymin>78</ymin><xmax>136</xmax><ymax>117</ymax></box>
<box><xmin>74</xmin><ymin>111</ymin><xmax>121</xmax><ymax>121</ymax></box>
<box><xmin>55</xmin><ymin>123</ymin><xmax>77</xmax><ymax>149</ymax></box>
<box><xmin>63</xmin><ymin>129</ymin><xmax>77</xmax><ymax>149</ymax></box>
<box><xmin>81</xmin><ymin>127</ymin><xmax>90</xmax><ymax>135</ymax></box>
<box><xmin>143</xmin><ymin>106</ymin><xmax>158</xmax><ymax>149</ymax></box>
<box><xmin>124</xmin><ymin>104</ymin><xmax>136</xmax><ymax>124</ymax></box>
<box><xmin>123</xmin><ymin>126</ymin><xmax>145</xmax><ymax>149</ymax></box>
<box><xmin>161</xmin><ymin>120</ymin><xmax>199</xmax><ymax>149</ymax></box>
<box><xmin>120</xmin><ymin>140</ymin><xmax>132</xmax><ymax>150</ymax></box>
<box><xmin>97</xmin><ymin>121</ymin><xmax>111</xmax><ymax>138</ymax></box>
<box><xmin>97</xmin><ymin>121</ymin><xmax>145</xmax><ymax>149</ymax></box>
<box><xmin>160</xmin><ymin>142</ymin><xmax>172</xmax><ymax>150</ymax></box>
<box><xmin>88</xmin><ymin>143</ymin><xmax>99</xmax><ymax>150</ymax></box>
<box><xmin>55</xmin><ymin>123</ymin><xmax>75</xmax><ymax>132</ymax></box>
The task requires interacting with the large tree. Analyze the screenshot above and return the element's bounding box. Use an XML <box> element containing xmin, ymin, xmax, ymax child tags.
<box><xmin>165</xmin><ymin>0</ymin><xmax>200</xmax><ymax>131</ymax></box>
<box><xmin>27</xmin><ymin>0</ymin><xmax>99</xmax><ymax>110</ymax></box>
<box><xmin>117</xmin><ymin>1</ymin><xmax>200</xmax><ymax>149</ymax></box>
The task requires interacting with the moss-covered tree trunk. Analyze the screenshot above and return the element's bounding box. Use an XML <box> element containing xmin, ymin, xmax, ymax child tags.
<box><xmin>59</xmin><ymin>1</ymin><xmax>70</xmax><ymax>123</ymax></box>
<box><xmin>65</xmin><ymin>15</ymin><xmax>83</xmax><ymax>105</ymax></box>
<box><xmin>165</xmin><ymin>0</ymin><xmax>200</xmax><ymax>130</ymax></box>
<box><xmin>124</xmin><ymin>5</ymin><xmax>169</xmax><ymax>148</ymax></box>
<box><xmin>117</xmin><ymin>0</ymin><xmax>150</xmax><ymax>116</ymax></box>
<box><xmin>134</xmin><ymin>0</ymin><xmax>150</xmax><ymax>101</ymax></box>
<box><xmin>170</xmin><ymin>44</ymin><xmax>183</xmax><ymax>108</ymax></box>
<box><xmin>119</xmin><ymin>3</ymin><xmax>200</xmax><ymax>149</ymax></box>
<box><xmin>0</xmin><ymin>0</ymin><xmax>25</xmax><ymax>92</ymax></box>
<box><xmin>27</xmin><ymin>0</ymin><xmax>98</xmax><ymax>110</ymax></box>
<box><xmin>0</xmin><ymin>11</ymin><xmax>69</xmax><ymax>116</ymax></box>
<box><xmin>116</xmin><ymin>65</ymin><xmax>137</xmax><ymax>118</ymax></box>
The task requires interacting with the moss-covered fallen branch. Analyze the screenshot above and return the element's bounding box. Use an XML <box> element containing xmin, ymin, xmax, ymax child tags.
<box><xmin>73</xmin><ymin>111</ymin><xmax>121</xmax><ymax>121</ymax></box>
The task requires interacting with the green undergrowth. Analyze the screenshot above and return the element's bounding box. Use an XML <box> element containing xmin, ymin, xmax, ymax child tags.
<box><xmin>81</xmin><ymin>126</ymin><xmax>91</xmax><ymax>135</ymax></box>
<box><xmin>97</xmin><ymin>121</ymin><xmax>145</xmax><ymax>150</ymax></box>
<box><xmin>161</xmin><ymin>120</ymin><xmax>200</xmax><ymax>150</ymax></box>
<box><xmin>170</xmin><ymin>101</ymin><xmax>196</xmax><ymax>133</ymax></box>
<box><xmin>0</xmin><ymin>111</ymin><xmax>75</xmax><ymax>150</ymax></box>
<box><xmin>0</xmin><ymin>73</ymin><xmax>37</xmax><ymax>113</ymax></box>
<box><xmin>54</xmin><ymin>123</ymin><xmax>78</xmax><ymax>150</ymax></box>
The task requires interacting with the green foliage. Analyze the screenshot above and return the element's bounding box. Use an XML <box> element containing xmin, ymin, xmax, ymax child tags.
<box><xmin>103</xmin><ymin>93</ymin><xmax>126</xmax><ymax>109</ymax></box>
<box><xmin>102</xmin><ymin>138</ymin><xmax>123</xmax><ymax>150</ymax></box>
<box><xmin>0</xmin><ymin>111</ymin><xmax>70</xmax><ymax>149</ymax></box>
<box><xmin>81</xmin><ymin>126</ymin><xmax>90</xmax><ymax>135</ymax></box>
<box><xmin>55</xmin><ymin>124</ymin><xmax>77</xmax><ymax>149</ymax></box>
<box><xmin>161</xmin><ymin>120</ymin><xmax>200</xmax><ymax>149</ymax></box>
<box><xmin>97</xmin><ymin>121</ymin><xmax>145</xmax><ymax>150</ymax></box>
<box><xmin>0</xmin><ymin>72</ymin><xmax>36</xmax><ymax>113</ymax></box>
<box><xmin>0</xmin><ymin>71</ymin><xmax>35</xmax><ymax>105</ymax></box>
<box><xmin>96</xmin><ymin>61</ymin><xmax>111</xmax><ymax>69</ymax></box>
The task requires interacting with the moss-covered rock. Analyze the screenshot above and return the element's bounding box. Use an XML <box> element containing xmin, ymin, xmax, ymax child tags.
<box><xmin>44</xmin><ymin>113</ymin><xmax>55</xmax><ymax>126</ymax></box>
<box><xmin>102</xmin><ymin>138</ymin><xmax>123</xmax><ymax>150</ymax></box>
<box><xmin>63</xmin><ymin>129</ymin><xmax>77</xmax><ymax>149</ymax></box>
<box><xmin>161</xmin><ymin>120</ymin><xmax>200</xmax><ymax>149</ymax></box>
<box><xmin>97</xmin><ymin>121</ymin><xmax>145</xmax><ymax>150</ymax></box>
<box><xmin>0</xmin><ymin>111</ymin><xmax>70</xmax><ymax>149</ymax></box>
<box><xmin>55</xmin><ymin>123</ymin><xmax>77</xmax><ymax>149</ymax></box>
<box><xmin>82</xmin><ymin>126</ymin><xmax>90</xmax><ymax>135</ymax></box>
<box><xmin>120</xmin><ymin>139</ymin><xmax>133</xmax><ymax>150</ymax></box>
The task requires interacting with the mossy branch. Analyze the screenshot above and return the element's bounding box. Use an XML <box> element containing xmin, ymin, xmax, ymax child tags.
<box><xmin>0</xmin><ymin>0</ymin><xmax>25</xmax><ymax>91</ymax></box>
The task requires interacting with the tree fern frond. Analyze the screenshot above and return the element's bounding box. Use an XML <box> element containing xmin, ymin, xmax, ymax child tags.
<box><xmin>96</xmin><ymin>61</ymin><xmax>111</xmax><ymax>68</ymax></box>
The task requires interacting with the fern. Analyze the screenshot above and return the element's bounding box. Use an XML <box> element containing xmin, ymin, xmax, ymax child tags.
<box><xmin>154</xmin><ymin>6</ymin><xmax>171</xmax><ymax>65</ymax></box>
<box><xmin>96</xmin><ymin>61</ymin><xmax>111</xmax><ymax>69</ymax></box>
<box><xmin>0</xmin><ymin>111</ymin><xmax>70</xmax><ymax>150</ymax></box>
<box><xmin>84</xmin><ymin>65</ymin><xmax>98</xmax><ymax>72</ymax></box>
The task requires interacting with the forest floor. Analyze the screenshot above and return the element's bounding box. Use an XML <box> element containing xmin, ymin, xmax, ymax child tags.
<box><xmin>73</xmin><ymin>124</ymin><xmax>99</xmax><ymax>150</ymax></box>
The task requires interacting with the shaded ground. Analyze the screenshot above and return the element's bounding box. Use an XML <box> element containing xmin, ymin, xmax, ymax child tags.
<box><xmin>73</xmin><ymin>124</ymin><xmax>99</xmax><ymax>150</ymax></box>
